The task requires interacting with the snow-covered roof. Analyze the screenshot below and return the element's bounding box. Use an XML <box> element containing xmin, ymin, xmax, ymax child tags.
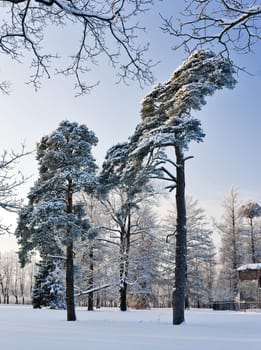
<box><xmin>237</xmin><ymin>263</ymin><xmax>261</xmax><ymax>271</ymax></box>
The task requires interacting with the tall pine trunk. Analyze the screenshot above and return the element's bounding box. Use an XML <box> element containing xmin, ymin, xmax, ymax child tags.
<box><xmin>173</xmin><ymin>146</ymin><xmax>187</xmax><ymax>325</ymax></box>
<box><xmin>66</xmin><ymin>179</ymin><xmax>76</xmax><ymax>321</ymax></box>
<box><xmin>66</xmin><ymin>242</ymin><xmax>76</xmax><ymax>321</ymax></box>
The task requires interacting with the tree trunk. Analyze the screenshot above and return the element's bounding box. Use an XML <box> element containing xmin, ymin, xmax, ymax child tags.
<box><xmin>88</xmin><ymin>247</ymin><xmax>94</xmax><ymax>311</ymax></box>
<box><xmin>87</xmin><ymin>291</ymin><xmax>94</xmax><ymax>311</ymax></box>
<box><xmin>66</xmin><ymin>178</ymin><xmax>76</xmax><ymax>321</ymax></box>
<box><xmin>250</xmin><ymin>218</ymin><xmax>256</xmax><ymax>263</ymax></box>
<box><xmin>119</xmin><ymin>248</ymin><xmax>128</xmax><ymax>311</ymax></box>
<box><xmin>119</xmin><ymin>281</ymin><xmax>128</xmax><ymax>311</ymax></box>
<box><xmin>231</xmin><ymin>198</ymin><xmax>239</xmax><ymax>301</ymax></box>
<box><xmin>119</xmin><ymin>219</ymin><xmax>130</xmax><ymax>311</ymax></box>
<box><xmin>66</xmin><ymin>242</ymin><xmax>76</xmax><ymax>321</ymax></box>
<box><xmin>96</xmin><ymin>291</ymin><xmax>101</xmax><ymax>309</ymax></box>
<box><xmin>173</xmin><ymin>146</ymin><xmax>187</xmax><ymax>325</ymax></box>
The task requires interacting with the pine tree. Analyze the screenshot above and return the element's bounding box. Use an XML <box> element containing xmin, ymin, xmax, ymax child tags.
<box><xmin>126</xmin><ymin>50</ymin><xmax>236</xmax><ymax>324</ymax></box>
<box><xmin>32</xmin><ymin>260</ymin><xmax>66</xmax><ymax>309</ymax></box>
<box><xmin>16</xmin><ymin>200</ymin><xmax>67</xmax><ymax>308</ymax></box>
<box><xmin>16</xmin><ymin>120</ymin><xmax>98</xmax><ymax>321</ymax></box>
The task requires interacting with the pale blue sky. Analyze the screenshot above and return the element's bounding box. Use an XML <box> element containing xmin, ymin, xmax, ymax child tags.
<box><xmin>0</xmin><ymin>1</ymin><xmax>260</xmax><ymax>250</ymax></box>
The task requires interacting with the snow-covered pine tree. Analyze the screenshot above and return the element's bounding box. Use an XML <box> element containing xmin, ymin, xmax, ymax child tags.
<box><xmin>126</xmin><ymin>50</ymin><xmax>236</xmax><ymax>324</ymax></box>
<box><xmin>32</xmin><ymin>259</ymin><xmax>66</xmax><ymax>309</ymax></box>
<box><xmin>16</xmin><ymin>200</ymin><xmax>67</xmax><ymax>308</ymax></box>
<box><xmin>16</xmin><ymin>121</ymin><xmax>98</xmax><ymax>321</ymax></box>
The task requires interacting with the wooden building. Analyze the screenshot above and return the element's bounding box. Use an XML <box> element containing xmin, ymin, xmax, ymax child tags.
<box><xmin>237</xmin><ymin>263</ymin><xmax>261</xmax><ymax>308</ymax></box>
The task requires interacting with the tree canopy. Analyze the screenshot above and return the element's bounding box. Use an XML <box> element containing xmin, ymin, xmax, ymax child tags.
<box><xmin>125</xmin><ymin>49</ymin><xmax>237</xmax><ymax>325</ymax></box>
<box><xmin>16</xmin><ymin>120</ymin><xmax>99</xmax><ymax>320</ymax></box>
<box><xmin>128</xmin><ymin>49</ymin><xmax>237</xmax><ymax>167</ymax></box>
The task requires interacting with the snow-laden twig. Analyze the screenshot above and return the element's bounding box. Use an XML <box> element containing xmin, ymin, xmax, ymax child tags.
<box><xmin>74</xmin><ymin>283</ymin><xmax>111</xmax><ymax>297</ymax></box>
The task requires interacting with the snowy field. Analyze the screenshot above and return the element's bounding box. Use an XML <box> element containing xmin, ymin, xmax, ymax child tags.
<box><xmin>0</xmin><ymin>305</ymin><xmax>260</xmax><ymax>350</ymax></box>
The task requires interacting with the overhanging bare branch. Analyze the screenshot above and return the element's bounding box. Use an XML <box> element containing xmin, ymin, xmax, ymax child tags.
<box><xmin>0</xmin><ymin>0</ymin><xmax>155</xmax><ymax>95</ymax></box>
<box><xmin>161</xmin><ymin>0</ymin><xmax>261</xmax><ymax>59</ymax></box>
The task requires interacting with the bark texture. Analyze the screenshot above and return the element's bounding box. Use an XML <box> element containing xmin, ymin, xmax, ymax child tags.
<box><xmin>66</xmin><ymin>179</ymin><xmax>76</xmax><ymax>321</ymax></box>
<box><xmin>173</xmin><ymin>146</ymin><xmax>187</xmax><ymax>325</ymax></box>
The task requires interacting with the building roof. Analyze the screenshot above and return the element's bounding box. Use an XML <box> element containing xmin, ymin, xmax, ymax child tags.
<box><xmin>237</xmin><ymin>263</ymin><xmax>261</xmax><ymax>272</ymax></box>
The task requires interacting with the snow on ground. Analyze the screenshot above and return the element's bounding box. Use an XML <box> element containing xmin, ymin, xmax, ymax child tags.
<box><xmin>0</xmin><ymin>305</ymin><xmax>260</xmax><ymax>350</ymax></box>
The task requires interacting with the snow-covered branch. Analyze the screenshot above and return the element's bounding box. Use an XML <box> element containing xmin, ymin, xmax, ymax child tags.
<box><xmin>0</xmin><ymin>80</ymin><xmax>10</xmax><ymax>95</ymax></box>
<box><xmin>161</xmin><ymin>0</ymin><xmax>261</xmax><ymax>58</ymax></box>
<box><xmin>46</xmin><ymin>254</ymin><xmax>66</xmax><ymax>260</ymax></box>
<box><xmin>0</xmin><ymin>146</ymin><xmax>31</xmax><ymax>218</ymax></box>
<box><xmin>95</xmin><ymin>237</ymin><xmax>120</xmax><ymax>247</ymax></box>
<box><xmin>74</xmin><ymin>283</ymin><xmax>111</xmax><ymax>297</ymax></box>
<box><xmin>0</xmin><ymin>0</ymin><xmax>154</xmax><ymax>95</ymax></box>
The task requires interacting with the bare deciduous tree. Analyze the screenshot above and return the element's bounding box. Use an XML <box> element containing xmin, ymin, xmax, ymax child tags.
<box><xmin>161</xmin><ymin>0</ymin><xmax>261</xmax><ymax>58</ymax></box>
<box><xmin>0</xmin><ymin>146</ymin><xmax>30</xmax><ymax>234</ymax></box>
<box><xmin>0</xmin><ymin>251</ymin><xmax>35</xmax><ymax>304</ymax></box>
<box><xmin>0</xmin><ymin>0</ymin><xmax>154</xmax><ymax>94</ymax></box>
<box><xmin>216</xmin><ymin>187</ymin><xmax>244</xmax><ymax>301</ymax></box>
<box><xmin>239</xmin><ymin>200</ymin><xmax>261</xmax><ymax>263</ymax></box>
